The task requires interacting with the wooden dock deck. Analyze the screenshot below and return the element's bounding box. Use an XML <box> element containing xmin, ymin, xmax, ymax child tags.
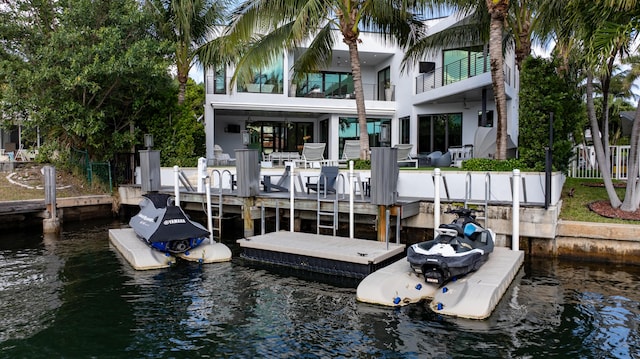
<box><xmin>237</xmin><ymin>231</ymin><xmax>405</xmax><ymax>279</ymax></box>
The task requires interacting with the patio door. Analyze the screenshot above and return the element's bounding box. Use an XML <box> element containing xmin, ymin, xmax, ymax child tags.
<box><xmin>418</xmin><ymin>113</ymin><xmax>462</xmax><ymax>153</ymax></box>
<box><xmin>246</xmin><ymin>121</ymin><xmax>314</xmax><ymax>155</ymax></box>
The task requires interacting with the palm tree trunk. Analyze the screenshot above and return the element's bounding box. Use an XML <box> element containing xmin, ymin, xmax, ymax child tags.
<box><xmin>586</xmin><ymin>72</ymin><xmax>621</xmax><ymax>208</ymax></box>
<box><xmin>486</xmin><ymin>0</ymin><xmax>508</xmax><ymax>160</ymax></box>
<box><xmin>347</xmin><ymin>38</ymin><xmax>369</xmax><ymax>160</ymax></box>
<box><xmin>620</xmin><ymin>105</ymin><xmax>640</xmax><ymax>211</ymax></box>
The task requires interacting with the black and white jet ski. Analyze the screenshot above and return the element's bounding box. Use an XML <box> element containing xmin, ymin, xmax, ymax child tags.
<box><xmin>407</xmin><ymin>208</ymin><xmax>495</xmax><ymax>285</ymax></box>
<box><xmin>129</xmin><ymin>192</ymin><xmax>209</xmax><ymax>254</ymax></box>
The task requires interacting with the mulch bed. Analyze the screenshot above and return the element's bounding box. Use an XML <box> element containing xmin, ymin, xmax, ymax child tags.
<box><xmin>588</xmin><ymin>200</ymin><xmax>640</xmax><ymax>221</ymax></box>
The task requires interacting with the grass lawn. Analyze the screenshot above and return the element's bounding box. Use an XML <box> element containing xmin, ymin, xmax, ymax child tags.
<box><xmin>560</xmin><ymin>177</ymin><xmax>640</xmax><ymax>224</ymax></box>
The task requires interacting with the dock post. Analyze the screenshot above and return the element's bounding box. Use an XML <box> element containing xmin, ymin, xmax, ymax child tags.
<box><xmin>235</xmin><ymin>149</ymin><xmax>259</xmax><ymax>238</ymax></box>
<box><xmin>377</xmin><ymin>205</ymin><xmax>387</xmax><ymax>242</ymax></box>
<box><xmin>243</xmin><ymin>197</ymin><xmax>255</xmax><ymax>238</ymax></box>
<box><xmin>290</xmin><ymin>165</ymin><xmax>295</xmax><ymax>232</ymax></box>
<box><xmin>434</xmin><ymin>168</ymin><xmax>441</xmax><ymax>237</ymax></box>
<box><xmin>42</xmin><ymin>165</ymin><xmax>60</xmax><ymax>234</ymax></box>
<box><xmin>173</xmin><ymin>166</ymin><xmax>180</xmax><ymax>207</ymax></box>
<box><xmin>349</xmin><ymin>161</ymin><xmax>354</xmax><ymax>239</ymax></box>
<box><xmin>512</xmin><ymin>169</ymin><xmax>520</xmax><ymax>251</ymax></box>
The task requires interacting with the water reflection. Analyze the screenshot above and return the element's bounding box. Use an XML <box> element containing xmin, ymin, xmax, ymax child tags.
<box><xmin>0</xmin><ymin>220</ymin><xmax>639</xmax><ymax>358</ymax></box>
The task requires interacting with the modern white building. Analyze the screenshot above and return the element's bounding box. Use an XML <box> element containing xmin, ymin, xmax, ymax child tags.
<box><xmin>203</xmin><ymin>13</ymin><xmax>519</xmax><ymax>166</ymax></box>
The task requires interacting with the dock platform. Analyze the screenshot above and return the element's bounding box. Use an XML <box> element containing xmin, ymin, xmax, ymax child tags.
<box><xmin>109</xmin><ymin>228</ymin><xmax>232</xmax><ymax>270</ymax></box>
<box><xmin>356</xmin><ymin>247</ymin><xmax>524</xmax><ymax>319</ymax></box>
<box><xmin>237</xmin><ymin>231</ymin><xmax>405</xmax><ymax>279</ymax></box>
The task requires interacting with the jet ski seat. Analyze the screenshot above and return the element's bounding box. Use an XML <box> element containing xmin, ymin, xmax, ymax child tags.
<box><xmin>439</xmin><ymin>223</ymin><xmax>464</xmax><ymax>237</ymax></box>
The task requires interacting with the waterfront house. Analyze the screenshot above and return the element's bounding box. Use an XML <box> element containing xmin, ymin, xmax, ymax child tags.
<box><xmin>202</xmin><ymin>12</ymin><xmax>519</xmax><ymax>166</ymax></box>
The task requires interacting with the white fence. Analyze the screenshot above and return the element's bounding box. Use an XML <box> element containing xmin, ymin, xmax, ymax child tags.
<box><xmin>569</xmin><ymin>145</ymin><xmax>636</xmax><ymax>179</ymax></box>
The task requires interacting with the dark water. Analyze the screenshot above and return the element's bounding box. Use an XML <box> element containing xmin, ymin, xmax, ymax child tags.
<box><xmin>1</xmin><ymin>219</ymin><xmax>639</xmax><ymax>358</ymax></box>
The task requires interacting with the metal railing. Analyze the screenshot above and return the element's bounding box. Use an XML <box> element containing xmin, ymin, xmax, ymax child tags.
<box><xmin>415</xmin><ymin>55</ymin><xmax>512</xmax><ymax>94</ymax></box>
<box><xmin>569</xmin><ymin>144</ymin><xmax>638</xmax><ymax>179</ymax></box>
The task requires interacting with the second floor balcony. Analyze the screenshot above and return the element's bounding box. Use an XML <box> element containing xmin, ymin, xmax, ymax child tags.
<box><xmin>415</xmin><ymin>54</ymin><xmax>512</xmax><ymax>94</ymax></box>
<box><xmin>207</xmin><ymin>76</ymin><xmax>393</xmax><ymax>102</ymax></box>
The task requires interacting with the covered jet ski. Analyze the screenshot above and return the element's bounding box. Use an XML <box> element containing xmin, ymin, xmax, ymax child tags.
<box><xmin>129</xmin><ymin>192</ymin><xmax>209</xmax><ymax>254</ymax></box>
<box><xmin>407</xmin><ymin>208</ymin><xmax>495</xmax><ymax>285</ymax></box>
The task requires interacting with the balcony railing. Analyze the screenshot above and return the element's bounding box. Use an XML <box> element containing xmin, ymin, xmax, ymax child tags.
<box><xmin>206</xmin><ymin>75</ymin><xmax>392</xmax><ymax>101</ymax></box>
<box><xmin>415</xmin><ymin>54</ymin><xmax>512</xmax><ymax>94</ymax></box>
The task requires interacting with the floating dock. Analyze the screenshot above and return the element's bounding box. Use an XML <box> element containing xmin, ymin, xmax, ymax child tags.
<box><xmin>237</xmin><ymin>231</ymin><xmax>405</xmax><ymax>279</ymax></box>
<box><xmin>109</xmin><ymin>228</ymin><xmax>232</xmax><ymax>270</ymax></box>
<box><xmin>356</xmin><ymin>247</ymin><xmax>524</xmax><ymax>319</ymax></box>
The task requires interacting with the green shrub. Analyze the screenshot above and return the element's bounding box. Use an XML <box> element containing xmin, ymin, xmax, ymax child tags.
<box><xmin>352</xmin><ymin>159</ymin><xmax>371</xmax><ymax>169</ymax></box>
<box><xmin>461</xmin><ymin>158</ymin><xmax>532</xmax><ymax>172</ymax></box>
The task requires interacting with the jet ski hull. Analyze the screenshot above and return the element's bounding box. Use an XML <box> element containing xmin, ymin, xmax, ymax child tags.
<box><xmin>129</xmin><ymin>193</ymin><xmax>210</xmax><ymax>254</ymax></box>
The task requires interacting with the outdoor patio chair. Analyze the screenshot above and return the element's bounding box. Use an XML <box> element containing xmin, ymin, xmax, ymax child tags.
<box><xmin>338</xmin><ymin>140</ymin><xmax>361</xmax><ymax>166</ymax></box>
<box><xmin>433</xmin><ymin>151</ymin><xmax>452</xmax><ymax>167</ymax></box>
<box><xmin>298</xmin><ymin>142</ymin><xmax>326</xmax><ymax>168</ymax></box>
<box><xmin>394</xmin><ymin>144</ymin><xmax>418</xmax><ymax>168</ymax></box>
<box><xmin>262</xmin><ymin>165</ymin><xmax>292</xmax><ymax>192</ymax></box>
<box><xmin>306</xmin><ymin>166</ymin><xmax>339</xmax><ymax>195</ymax></box>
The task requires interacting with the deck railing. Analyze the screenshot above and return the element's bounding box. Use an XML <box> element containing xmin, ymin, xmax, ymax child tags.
<box><xmin>415</xmin><ymin>55</ymin><xmax>512</xmax><ymax>94</ymax></box>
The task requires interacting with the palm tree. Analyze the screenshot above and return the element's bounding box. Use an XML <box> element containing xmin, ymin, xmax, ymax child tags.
<box><xmin>559</xmin><ymin>0</ymin><xmax>639</xmax><ymax>211</ymax></box>
<box><xmin>217</xmin><ymin>0</ymin><xmax>428</xmax><ymax>159</ymax></box>
<box><xmin>146</xmin><ymin>0</ymin><xmax>229</xmax><ymax>104</ymax></box>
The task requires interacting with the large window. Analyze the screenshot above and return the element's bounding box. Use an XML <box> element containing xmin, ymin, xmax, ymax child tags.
<box><xmin>246</xmin><ymin>121</ymin><xmax>313</xmax><ymax>154</ymax></box>
<box><xmin>443</xmin><ymin>47</ymin><xmax>487</xmax><ymax>85</ymax></box>
<box><xmin>338</xmin><ymin>117</ymin><xmax>391</xmax><ymax>158</ymax></box>
<box><xmin>377</xmin><ymin>67</ymin><xmax>390</xmax><ymax>100</ymax></box>
<box><xmin>296</xmin><ymin>72</ymin><xmax>354</xmax><ymax>98</ymax></box>
<box><xmin>418</xmin><ymin>113</ymin><xmax>462</xmax><ymax>153</ymax></box>
<box><xmin>239</xmin><ymin>58</ymin><xmax>284</xmax><ymax>94</ymax></box>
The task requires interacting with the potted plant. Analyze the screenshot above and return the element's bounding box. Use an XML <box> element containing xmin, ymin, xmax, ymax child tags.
<box><xmin>384</xmin><ymin>81</ymin><xmax>393</xmax><ymax>101</ymax></box>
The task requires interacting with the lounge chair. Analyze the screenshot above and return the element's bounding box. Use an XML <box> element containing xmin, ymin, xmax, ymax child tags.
<box><xmin>338</xmin><ymin>140</ymin><xmax>361</xmax><ymax>166</ymax></box>
<box><xmin>306</xmin><ymin>166</ymin><xmax>339</xmax><ymax>195</ymax></box>
<box><xmin>262</xmin><ymin>165</ymin><xmax>293</xmax><ymax>192</ymax></box>
<box><xmin>394</xmin><ymin>144</ymin><xmax>418</xmax><ymax>168</ymax></box>
<box><xmin>297</xmin><ymin>143</ymin><xmax>326</xmax><ymax>168</ymax></box>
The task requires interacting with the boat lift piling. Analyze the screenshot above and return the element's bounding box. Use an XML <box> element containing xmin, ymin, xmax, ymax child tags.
<box><xmin>42</xmin><ymin>165</ymin><xmax>60</xmax><ymax>234</ymax></box>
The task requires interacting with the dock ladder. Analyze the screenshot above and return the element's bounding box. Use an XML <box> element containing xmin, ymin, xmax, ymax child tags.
<box><xmin>464</xmin><ymin>172</ymin><xmax>491</xmax><ymax>227</ymax></box>
<box><xmin>315</xmin><ymin>174</ymin><xmax>340</xmax><ymax>236</ymax></box>
<box><xmin>208</xmin><ymin>169</ymin><xmax>233</xmax><ymax>240</ymax></box>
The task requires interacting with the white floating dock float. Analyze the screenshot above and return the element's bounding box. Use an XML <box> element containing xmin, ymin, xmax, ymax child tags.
<box><xmin>177</xmin><ymin>242</ymin><xmax>232</xmax><ymax>263</ymax></box>
<box><xmin>357</xmin><ymin>247</ymin><xmax>524</xmax><ymax>319</ymax></box>
<box><xmin>238</xmin><ymin>231</ymin><xmax>405</xmax><ymax>278</ymax></box>
<box><xmin>109</xmin><ymin>228</ymin><xmax>232</xmax><ymax>270</ymax></box>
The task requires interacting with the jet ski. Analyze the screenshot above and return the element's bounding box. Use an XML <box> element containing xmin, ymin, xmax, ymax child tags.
<box><xmin>129</xmin><ymin>192</ymin><xmax>209</xmax><ymax>254</ymax></box>
<box><xmin>407</xmin><ymin>208</ymin><xmax>495</xmax><ymax>285</ymax></box>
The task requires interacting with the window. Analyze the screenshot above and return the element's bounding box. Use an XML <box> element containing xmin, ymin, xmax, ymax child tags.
<box><xmin>246</xmin><ymin>121</ymin><xmax>313</xmax><ymax>154</ymax></box>
<box><xmin>338</xmin><ymin>117</ymin><xmax>391</xmax><ymax>154</ymax></box>
<box><xmin>296</xmin><ymin>72</ymin><xmax>354</xmax><ymax>98</ymax></box>
<box><xmin>239</xmin><ymin>58</ymin><xmax>284</xmax><ymax>94</ymax></box>
<box><xmin>443</xmin><ymin>47</ymin><xmax>487</xmax><ymax>85</ymax></box>
<box><xmin>377</xmin><ymin>67</ymin><xmax>390</xmax><ymax>100</ymax></box>
<box><xmin>418</xmin><ymin>113</ymin><xmax>462</xmax><ymax>153</ymax></box>
<box><xmin>399</xmin><ymin>116</ymin><xmax>410</xmax><ymax>144</ymax></box>
<box><xmin>478</xmin><ymin>110</ymin><xmax>494</xmax><ymax>127</ymax></box>
<box><xmin>214</xmin><ymin>67</ymin><xmax>226</xmax><ymax>94</ymax></box>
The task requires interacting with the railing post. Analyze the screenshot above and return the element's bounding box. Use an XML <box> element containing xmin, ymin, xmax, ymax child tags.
<box><xmin>349</xmin><ymin>161</ymin><xmax>354</xmax><ymax>239</ymax></box>
<box><xmin>434</xmin><ymin>168</ymin><xmax>441</xmax><ymax>238</ymax></box>
<box><xmin>512</xmin><ymin>169</ymin><xmax>520</xmax><ymax>251</ymax></box>
<box><xmin>173</xmin><ymin>165</ymin><xmax>180</xmax><ymax>207</ymax></box>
